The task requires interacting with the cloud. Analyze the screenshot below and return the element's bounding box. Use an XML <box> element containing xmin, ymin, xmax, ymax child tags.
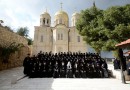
<box><xmin>0</xmin><ymin>0</ymin><xmax>42</xmax><ymax>38</ymax></box>
<box><xmin>0</xmin><ymin>0</ymin><xmax>130</xmax><ymax>39</ymax></box>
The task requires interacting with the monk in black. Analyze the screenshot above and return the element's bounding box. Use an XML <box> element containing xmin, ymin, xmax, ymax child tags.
<box><xmin>23</xmin><ymin>54</ymin><xmax>31</xmax><ymax>76</ymax></box>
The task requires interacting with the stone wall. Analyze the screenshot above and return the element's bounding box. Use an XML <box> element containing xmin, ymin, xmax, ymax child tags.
<box><xmin>0</xmin><ymin>26</ymin><xmax>30</xmax><ymax>71</ymax></box>
<box><xmin>0</xmin><ymin>26</ymin><xmax>27</xmax><ymax>46</ymax></box>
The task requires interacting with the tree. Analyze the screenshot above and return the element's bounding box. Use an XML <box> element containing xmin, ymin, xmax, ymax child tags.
<box><xmin>102</xmin><ymin>5</ymin><xmax>130</xmax><ymax>51</ymax></box>
<box><xmin>0</xmin><ymin>42</ymin><xmax>24</xmax><ymax>63</ymax></box>
<box><xmin>16</xmin><ymin>27</ymin><xmax>33</xmax><ymax>45</ymax></box>
<box><xmin>103</xmin><ymin>5</ymin><xmax>130</xmax><ymax>84</ymax></box>
<box><xmin>0</xmin><ymin>20</ymin><xmax>4</xmax><ymax>26</ymax></box>
<box><xmin>16</xmin><ymin>27</ymin><xmax>29</xmax><ymax>38</ymax></box>
<box><xmin>76</xmin><ymin>4</ymin><xmax>130</xmax><ymax>84</ymax></box>
<box><xmin>27</xmin><ymin>38</ymin><xmax>33</xmax><ymax>45</ymax></box>
<box><xmin>76</xmin><ymin>4</ymin><xmax>130</xmax><ymax>53</ymax></box>
<box><xmin>76</xmin><ymin>5</ymin><xmax>105</xmax><ymax>53</ymax></box>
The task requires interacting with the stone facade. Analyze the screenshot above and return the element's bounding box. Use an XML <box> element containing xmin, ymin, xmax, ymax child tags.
<box><xmin>0</xmin><ymin>26</ymin><xmax>30</xmax><ymax>71</ymax></box>
<box><xmin>33</xmin><ymin>10</ymin><xmax>88</xmax><ymax>55</ymax></box>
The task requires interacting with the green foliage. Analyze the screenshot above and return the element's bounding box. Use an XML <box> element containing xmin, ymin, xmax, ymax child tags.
<box><xmin>76</xmin><ymin>4</ymin><xmax>130</xmax><ymax>55</ymax></box>
<box><xmin>0</xmin><ymin>42</ymin><xmax>24</xmax><ymax>63</ymax></box>
<box><xmin>76</xmin><ymin>5</ymin><xmax>104</xmax><ymax>53</ymax></box>
<box><xmin>27</xmin><ymin>38</ymin><xmax>33</xmax><ymax>45</ymax></box>
<box><xmin>0</xmin><ymin>20</ymin><xmax>4</xmax><ymax>26</ymax></box>
<box><xmin>16</xmin><ymin>27</ymin><xmax>29</xmax><ymax>38</ymax></box>
<box><xmin>16</xmin><ymin>27</ymin><xmax>33</xmax><ymax>45</ymax></box>
<box><xmin>112</xmin><ymin>49</ymin><xmax>119</xmax><ymax>59</ymax></box>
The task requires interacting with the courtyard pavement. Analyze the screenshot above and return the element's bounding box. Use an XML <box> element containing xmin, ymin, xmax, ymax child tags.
<box><xmin>0</xmin><ymin>66</ymin><xmax>130</xmax><ymax>90</ymax></box>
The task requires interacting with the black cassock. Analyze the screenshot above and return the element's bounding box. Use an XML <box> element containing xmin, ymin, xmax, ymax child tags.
<box><xmin>40</xmin><ymin>62</ymin><xmax>46</xmax><ymax>77</ymax></box>
<box><xmin>75</xmin><ymin>69</ymin><xmax>80</xmax><ymax>78</ymax></box>
<box><xmin>60</xmin><ymin>64</ymin><xmax>66</xmax><ymax>78</ymax></box>
<box><xmin>67</xmin><ymin>69</ymin><xmax>73</xmax><ymax>78</ymax></box>
<box><xmin>127</xmin><ymin>62</ymin><xmax>130</xmax><ymax>75</ymax></box>
<box><xmin>48</xmin><ymin>62</ymin><xmax>53</xmax><ymax>77</ymax></box>
<box><xmin>28</xmin><ymin>60</ymin><xmax>35</xmax><ymax>78</ymax></box>
<box><xmin>81</xmin><ymin>70</ymin><xmax>87</xmax><ymax>78</ymax></box>
<box><xmin>60</xmin><ymin>70</ymin><xmax>66</xmax><ymax>78</ymax></box>
<box><xmin>67</xmin><ymin>63</ymin><xmax>73</xmax><ymax>78</ymax></box>
<box><xmin>53</xmin><ymin>65</ymin><xmax>59</xmax><ymax>78</ymax></box>
<box><xmin>113</xmin><ymin>59</ymin><xmax>120</xmax><ymax>69</ymax></box>
<box><xmin>23</xmin><ymin>57</ymin><xmax>30</xmax><ymax>75</ymax></box>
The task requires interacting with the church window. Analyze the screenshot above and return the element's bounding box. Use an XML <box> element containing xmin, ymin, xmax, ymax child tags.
<box><xmin>77</xmin><ymin>36</ymin><xmax>80</xmax><ymax>42</ymax></box>
<box><xmin>61</xmin><ymin>34</ymin><xmax>63</xmax><ymax>40</ymax></box>
<box><xmin>58</xmin><ymin>33</ymin><xmax>63</xmax><ymax>40</ymax></box>
<box><xmin>47</xmin><ymin>19</ymin><xmax>49</xmax><ymax>24</ymax></box>
<box><xmin>58</xmin><ymin>34</ymin><xmax>60</xmax><ymax>40</ymax></box>
<box><xmin>43</xmin><ymin>18</ymin><xmax>45</xmax><ymax>24</ymax></box>
<box><xmin>60</xmin><ymin>18</ymin><xmax>62</xmax><ymax>24</ymax></box>
<box><xmin>41</xmin><ymin>35</ymin><xmax>43</xmax><ymax>42</ymax></box>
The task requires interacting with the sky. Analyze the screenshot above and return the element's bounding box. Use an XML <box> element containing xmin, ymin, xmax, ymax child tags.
<box><xmin>0</xmin><ymin>0</ymin><xmax>130</xmax><ymax>39</ymax></box>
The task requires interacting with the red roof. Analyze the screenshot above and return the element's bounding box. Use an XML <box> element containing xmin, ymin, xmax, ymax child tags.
<box><xmin>115</xmin><ymin>39</ymin><xmax>130</xmax><ymax>47</ymax></box>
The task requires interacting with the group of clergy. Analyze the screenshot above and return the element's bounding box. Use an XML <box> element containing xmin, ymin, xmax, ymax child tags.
<box><xmin>23</xmin><ymin>52</ymin><xmax>109</xmax><ymax>78</ymax></box>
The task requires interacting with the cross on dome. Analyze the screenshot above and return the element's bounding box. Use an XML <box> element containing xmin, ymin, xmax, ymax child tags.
<box><xmin>60</xmin><ymin>2</ymin><xmax>63</xmax><ymax>10</ymax></box>
<box><xmin>46</xmin><ymin>7</ymin><xmax>47</xmax><ymax>12</ymax></box>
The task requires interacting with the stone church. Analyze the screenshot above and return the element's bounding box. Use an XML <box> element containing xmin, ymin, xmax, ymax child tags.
<box><xmin>33</xmin><ymin>7</ymin><xmax>88</xmax><ymax>55</ymax></box>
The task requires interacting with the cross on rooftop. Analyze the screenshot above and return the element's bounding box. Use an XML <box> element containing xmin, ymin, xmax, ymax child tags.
<box><xmin>60</xmin><ymin>2</ymin><xmax>63</xmax><ymax>10</ymax></box>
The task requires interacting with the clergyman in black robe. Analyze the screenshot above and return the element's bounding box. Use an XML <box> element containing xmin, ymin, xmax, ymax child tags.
<box><xmin>23</xmin><ymin>54</ymin><xmax>31</xmax><ymax>76</ymax></box>
<box><xmin>127</xmin><ymin>59</ymin><xmax>130</xmax><ymax>75</ymax></box>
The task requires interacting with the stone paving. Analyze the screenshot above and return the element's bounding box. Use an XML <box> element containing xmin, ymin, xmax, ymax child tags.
<box><xmin>0</xmin><ymin>66</ymin><xmax>130</xmax><ymax>90</ymax></box>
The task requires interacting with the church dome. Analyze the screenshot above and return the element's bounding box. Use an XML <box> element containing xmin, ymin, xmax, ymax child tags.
<box><xmin>55</xmin><ymin>10</ymin><xmax>68</xmax><ymax>18</ymax></box>
<box><xmin>40</xmin><ymin>11</ymin><xmax>51</xmax><ymax>18</ymax></box>
<box><xmin>54</xmin><ymin>10</ymin><xmax>69</xmax><ymax>27</ymax></box>
<box><xmin>71</xmin><ymin>12</ymin><xmax>80</xmax><ymax>27</ymax></box>
<box><xmin>40</xmin><ymin>11</ymin><xmax>51</xmax><ymax>26</ymax></box>
<box><xmin>72</xmin><ymin>12</ymin><xmax>80</xmax><ymax>17</ymax></box>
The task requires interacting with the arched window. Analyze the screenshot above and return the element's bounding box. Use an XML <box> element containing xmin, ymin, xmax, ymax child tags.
<box><xmin>59</xmin><ymin>18</ymin><xmax>62</xmax><ymax>24</ymax></box>
<box><xmin>58</xmin><ymin>33</ymin><xmax>60</xmax><ymax>40</ymax></box>
<box><xmin>77</xmin><ymin>36</ymin><xmax>80</xmax><ymax>42</ymax></box>
<box><xmin>47</xmin><ymin>19</ymin><xmax>49</xmax><ymax>24</ymax></box>
<box><xmin>61</xmin><ymin>33</ymin><xmax>63</xmax><ymax>40</ymax></box>
<box><xmin>43</xmin><ymin>18</ymin><xmax>45</xmax><ymax>24</ymax></box>
<box><xmin>58</xmin><ymin>33</ymin><xmax>63</xmax><ymax>40</ymax></box>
